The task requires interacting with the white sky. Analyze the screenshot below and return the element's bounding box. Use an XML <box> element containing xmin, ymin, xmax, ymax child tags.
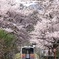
<box><xmin>15</xmin><ymin>0</ymin><xmax>21</xmax><ymax>3</ymax></box>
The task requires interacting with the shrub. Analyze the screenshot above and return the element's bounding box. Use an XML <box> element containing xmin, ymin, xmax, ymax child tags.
<box><xmin>0</xmin><ymin>29</ymin><xmax>16</xmax><ymax>59</ymax></box>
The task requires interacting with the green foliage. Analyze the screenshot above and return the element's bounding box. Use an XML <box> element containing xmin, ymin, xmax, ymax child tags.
<box><xmin>14</xmin><ymin>53</ymin><xmax>21</xmax><ymax>59</ymax></box>
<box><xmin>0</xmin><ymin>29</ymin><xmax>16</xmax><ymax>59</ymax></box>
<box><xmin>0</xmin><ymin>29</ymin><xmax>15</xmax><ymax>46</ymax></box>
<box><xmin>56</xmin><ymin>50</ymin><xmax>59</xmax><ymax>57</ymax></box>
<box><xmin>35</xmin><ymin>53</ymin><xmax>39</xmax><ymax>59</ymax></box>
